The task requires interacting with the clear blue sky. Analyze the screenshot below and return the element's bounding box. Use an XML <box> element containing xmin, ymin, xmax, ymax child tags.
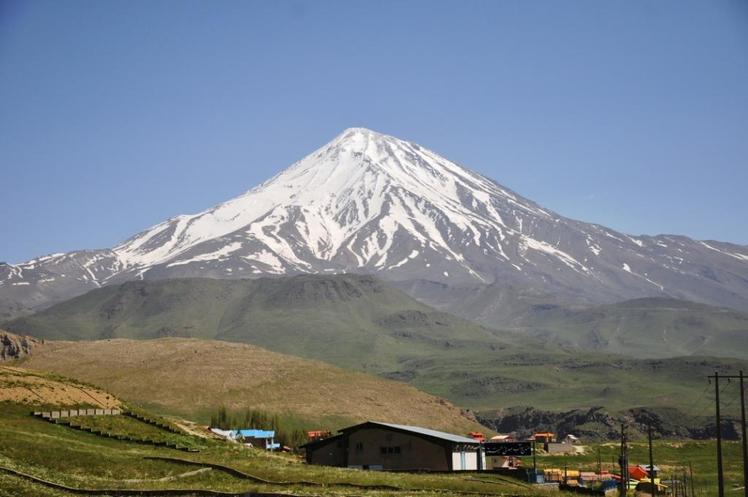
<box><xmin>1</xmin><ymin>0</ymin><xmax>747</xmax><ymax>263</ymax></box>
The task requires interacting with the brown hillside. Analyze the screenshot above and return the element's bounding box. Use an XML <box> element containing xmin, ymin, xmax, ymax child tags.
<box><xmin>0</xmin><ymin>365</ymin><xmax>120</xmax><ymax>408</ymax></box>
<box><xmin>20</xmin><ymin>338</ymin><xmax>484</xmax><ymax>434</ymax></box>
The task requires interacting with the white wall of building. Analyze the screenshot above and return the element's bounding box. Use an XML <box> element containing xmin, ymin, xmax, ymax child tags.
<box><xmin>451</xmin><ymin>450</ymin><xmax>478</xmax><ymax>470</ymax></box>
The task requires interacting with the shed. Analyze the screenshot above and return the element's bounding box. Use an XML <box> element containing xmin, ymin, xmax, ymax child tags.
<box><xmin>531</xmin><ymin>431</ymin><xmax>556</xmax><ymax>443</ymax></box>
<box><xmin>563</xmin><ymin>434</ymin><xmax>580</xmax><ymax>445</ymax></box>
<box><xmin>232</xmin><ymin>429</ymin><xmax>280</xmax><ymax>450</ymax></box>
<box><xmin>629</xmin><ymin>464</ymin><xmax>660</xmax><ymax>481</ymax></box>
<box><xmin>489</xmin><ymin>434</ymin><xmax>515</xmax><ymax>442</ymax></box>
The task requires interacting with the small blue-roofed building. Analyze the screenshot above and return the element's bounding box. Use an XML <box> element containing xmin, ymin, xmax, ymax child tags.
<box><xmin>230</xmin><ymin>429</ymin><xmax>280</xmax><ymax>450</ymax></box>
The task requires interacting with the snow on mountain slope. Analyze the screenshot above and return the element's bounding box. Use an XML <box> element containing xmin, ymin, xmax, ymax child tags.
<box><xmin>3</xmin><ymin>127</ymin><xmax>748</xmax><ymax>317</ymax></box>
<box><xmin>114</xmin><ymin>128</ymin><xmax>552</xmax><ymax>277</ymax></box>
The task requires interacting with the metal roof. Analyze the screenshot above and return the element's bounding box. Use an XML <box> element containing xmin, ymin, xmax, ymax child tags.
<box><xmin>234</xmin><ymin>429</ymin><xmax>275</xmax><ymax>438</ymax></box>
<box><xmin>354</xmin><ymin>421</ymin><xmax>479</xmax><ymax>444</ymax></box>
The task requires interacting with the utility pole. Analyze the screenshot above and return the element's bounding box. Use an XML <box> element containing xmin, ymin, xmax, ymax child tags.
<box><xmin>708</xmin><ymin>371</ymin><xmax>747</xmax><ymax>497</ymax></box>
<box><xmin>712</xmin><ymin>371</ymin><xmax>725</xmax><ymax>497</ymax></box>
<box><xmin>689</xmin><ymin>462</ymin><xmax>695</xmax><ymax>497</ymax></box>
<box><xmin>677</xmin><ymin>470</ymin><xmax>682</xmax><ymax>497</ymax></box>
<box><xmin>648</xmin><ymin>424</ymin><xmax>657</xmax><ymax>497</ymax></box>
<box><xmin>741</xmin><ymin>371</ymin><xmax>747</xmax><ymax>497</ymax></box>
<box><xmin>619</xmin><ymin>423</ymin><xmax>628</xmax><ymax>497</ymax></box>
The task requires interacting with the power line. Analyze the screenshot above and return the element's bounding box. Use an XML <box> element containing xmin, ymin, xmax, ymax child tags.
<box><xmin>708</xmin><ymin>372</ymin><xmax>748</xmax><ymax>497</ymax></box>
<box><xmin>709</xmin><ymin>371</ymin><xmax>726</xmax><ymax>497</ymax></box>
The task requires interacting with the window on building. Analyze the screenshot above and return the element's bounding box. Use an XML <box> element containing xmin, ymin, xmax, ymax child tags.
<box><xmin>355</xmin><ymin>442</ymin><xmax>363</xmax><ymax>450</ymax></box>
<box><xmin>380</xmin><ymin>446</ymin><xmax>402</xmax><ymax>455</ymax></box>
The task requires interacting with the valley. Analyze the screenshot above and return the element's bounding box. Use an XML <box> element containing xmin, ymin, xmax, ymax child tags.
<box><xmin>1</xmin><ymin>129</ymin><xmax>745</xmax><ymax>495</ymax></box>
<box><xmin>5</xmin><ymin>274</ymin><xmax>747</xmax><ymax>436</ymax></box>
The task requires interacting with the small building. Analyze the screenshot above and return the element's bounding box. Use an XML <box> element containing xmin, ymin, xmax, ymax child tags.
<box><xmin>302</xmin><ymin>421</ymin><xmax>484</xmax><ymax>471</ymax></box>
<box><xmin>629</xmin><ymin>464</ymin><xmax>660</xmax><ymax>481</ymax></box>
<box><xmin>232</xmin><ymin>429</ymin><xmax>280</xmax><ymax>450</ymax></box>
<box><xmin>489</xmin><ymin>434</ymin><xmax>515</xmax><ymax>442</ymax></box>
<box><xmin>635</xmin><ymin>478</ymin><xmax>668</xmax><ymax>494</ymax></box>
<box><xmin>468</xmin><ymin>431</ymin><xmax>486</xmax><ymax>442</ymax></box>
<box><xmin>306</xmin><ymin>430</ymin><xmax>332</xmax><ymax>441</ymax></box>
<box><xmin>530</xmin><ymin>431</ymin><xmax>556</xmax><ymax>443</ymax></box>
<box><xmin>563</xmin><ymin>434</ymin><xmax>580</xmax><ymax>445</ymax></box>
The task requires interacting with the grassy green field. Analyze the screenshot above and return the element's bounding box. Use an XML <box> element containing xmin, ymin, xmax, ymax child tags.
<box><xmin>3</xmin><ymin>275</ymin><xmax>513</xmax><ymax>374</ymax></box>
<box><xmin>405</xmin><ymin>280</ymin><xmax>748</xmax><ymax>361</ymax></box>
<box><xmin>0</xmin><ymin>361</ymin><xmax>739</xmax><ymax>497</ymax></box>
<box><xmin>0</xmin><ymin>401</ymin><xmax>550</xmax><ymax>497</ymax></box>
<box><xmin>537</xmin><ymin>439</ymin><xmax>743</xmax><ymax>496</ymax></box>
<box><xmin>1</xmin><ymin>399</ymin><xmax>739</xmax><ymax>497</ymax></box>
<box><xmin>512</xmin><ymin>298</ymin><xmax>748</xmax><ymax>360</ymax></box>
<box><xmin>398</xmin><ymin>351</ymin><xmax>746</xmax><ymax>417</ymax></box>
<box><xmin>62</xmin><ymin>413</ymin><xmax>201</xmax><ymax>449</ymax></box>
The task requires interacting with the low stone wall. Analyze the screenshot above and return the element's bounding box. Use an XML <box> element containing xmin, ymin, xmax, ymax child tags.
<box><xmin>56</xmin><ymin>419</ymin><xmax>199</xmax><ymax>452</ymax></box>
<box><xmin>123</xmin><ymin>411</ymin><xmax>183</xmax><ymax>434</ymax></box>
<box><xmin>33</xmin><ymin>408</ymin><xmax>122</xmax><ymax>419</ymax></box>
<box><xmin>32</xmin><ymin>409</ymin><xmax>199</xmax><ymax>453</ymax></box>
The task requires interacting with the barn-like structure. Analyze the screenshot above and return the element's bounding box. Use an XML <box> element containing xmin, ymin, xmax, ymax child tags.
<box><xmin>302</xmin><ymin>421</ymin><xmax>484</xmax><ymax>471</ymax></box>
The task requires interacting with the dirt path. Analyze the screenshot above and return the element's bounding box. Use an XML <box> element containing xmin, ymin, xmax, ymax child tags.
<box><xmin>117</xmin><ymin>467</ymin><xmax>212</xmax><ymax>483</ymax></box>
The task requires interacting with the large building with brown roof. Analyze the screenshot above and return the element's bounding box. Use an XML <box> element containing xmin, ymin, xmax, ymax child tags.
<box><xmin>302</xmin><ymin>421</ymin><xmax>485</xmax><ymax>471</ymax></box>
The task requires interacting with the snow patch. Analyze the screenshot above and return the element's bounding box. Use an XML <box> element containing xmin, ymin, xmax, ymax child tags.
<box><xmin>166</xmin><ymin>242</ymin><xmax>243</xmax><ymax>267</ymax></box>
<box><xmin>700</xmin><ymin>241</ymin><xmax>748</xmax><ymax>262</ymax></box>
<box><xmin>522</xmin><ymin>237</ymin><xmax>590</xmax><ymax>274</ymax></box>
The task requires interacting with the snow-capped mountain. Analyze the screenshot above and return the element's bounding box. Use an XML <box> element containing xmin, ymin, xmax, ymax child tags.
<box><xmin>2</xmin><ymin>127</ymin><xmax>748</xmax><ymax>318</ymax></box>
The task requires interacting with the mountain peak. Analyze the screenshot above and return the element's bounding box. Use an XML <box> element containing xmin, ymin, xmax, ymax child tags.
<box><xmin>337</xmin><ymin>126</ymin><xmax>387</xmax><ymax>139</ymax></box>
<box><xmin>327</xmin><ymin>127</ymin><xmax>398</xmax><ymax>157</ymax></box>
<box><xmin>4</xmin><ymin>129</ymin><xmax>748</xmax><ymax>318</ymax></box>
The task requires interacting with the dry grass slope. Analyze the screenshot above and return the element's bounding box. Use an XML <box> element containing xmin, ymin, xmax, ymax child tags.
<box><xmin>20</xmin><ymin>338</ymin><xmax>484</xmax><ymax>434</ymax></box>
<box><xmin>0</xmin><ymin>366</ymin><xmax>119</xmax><ymax>408</ymax></box>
